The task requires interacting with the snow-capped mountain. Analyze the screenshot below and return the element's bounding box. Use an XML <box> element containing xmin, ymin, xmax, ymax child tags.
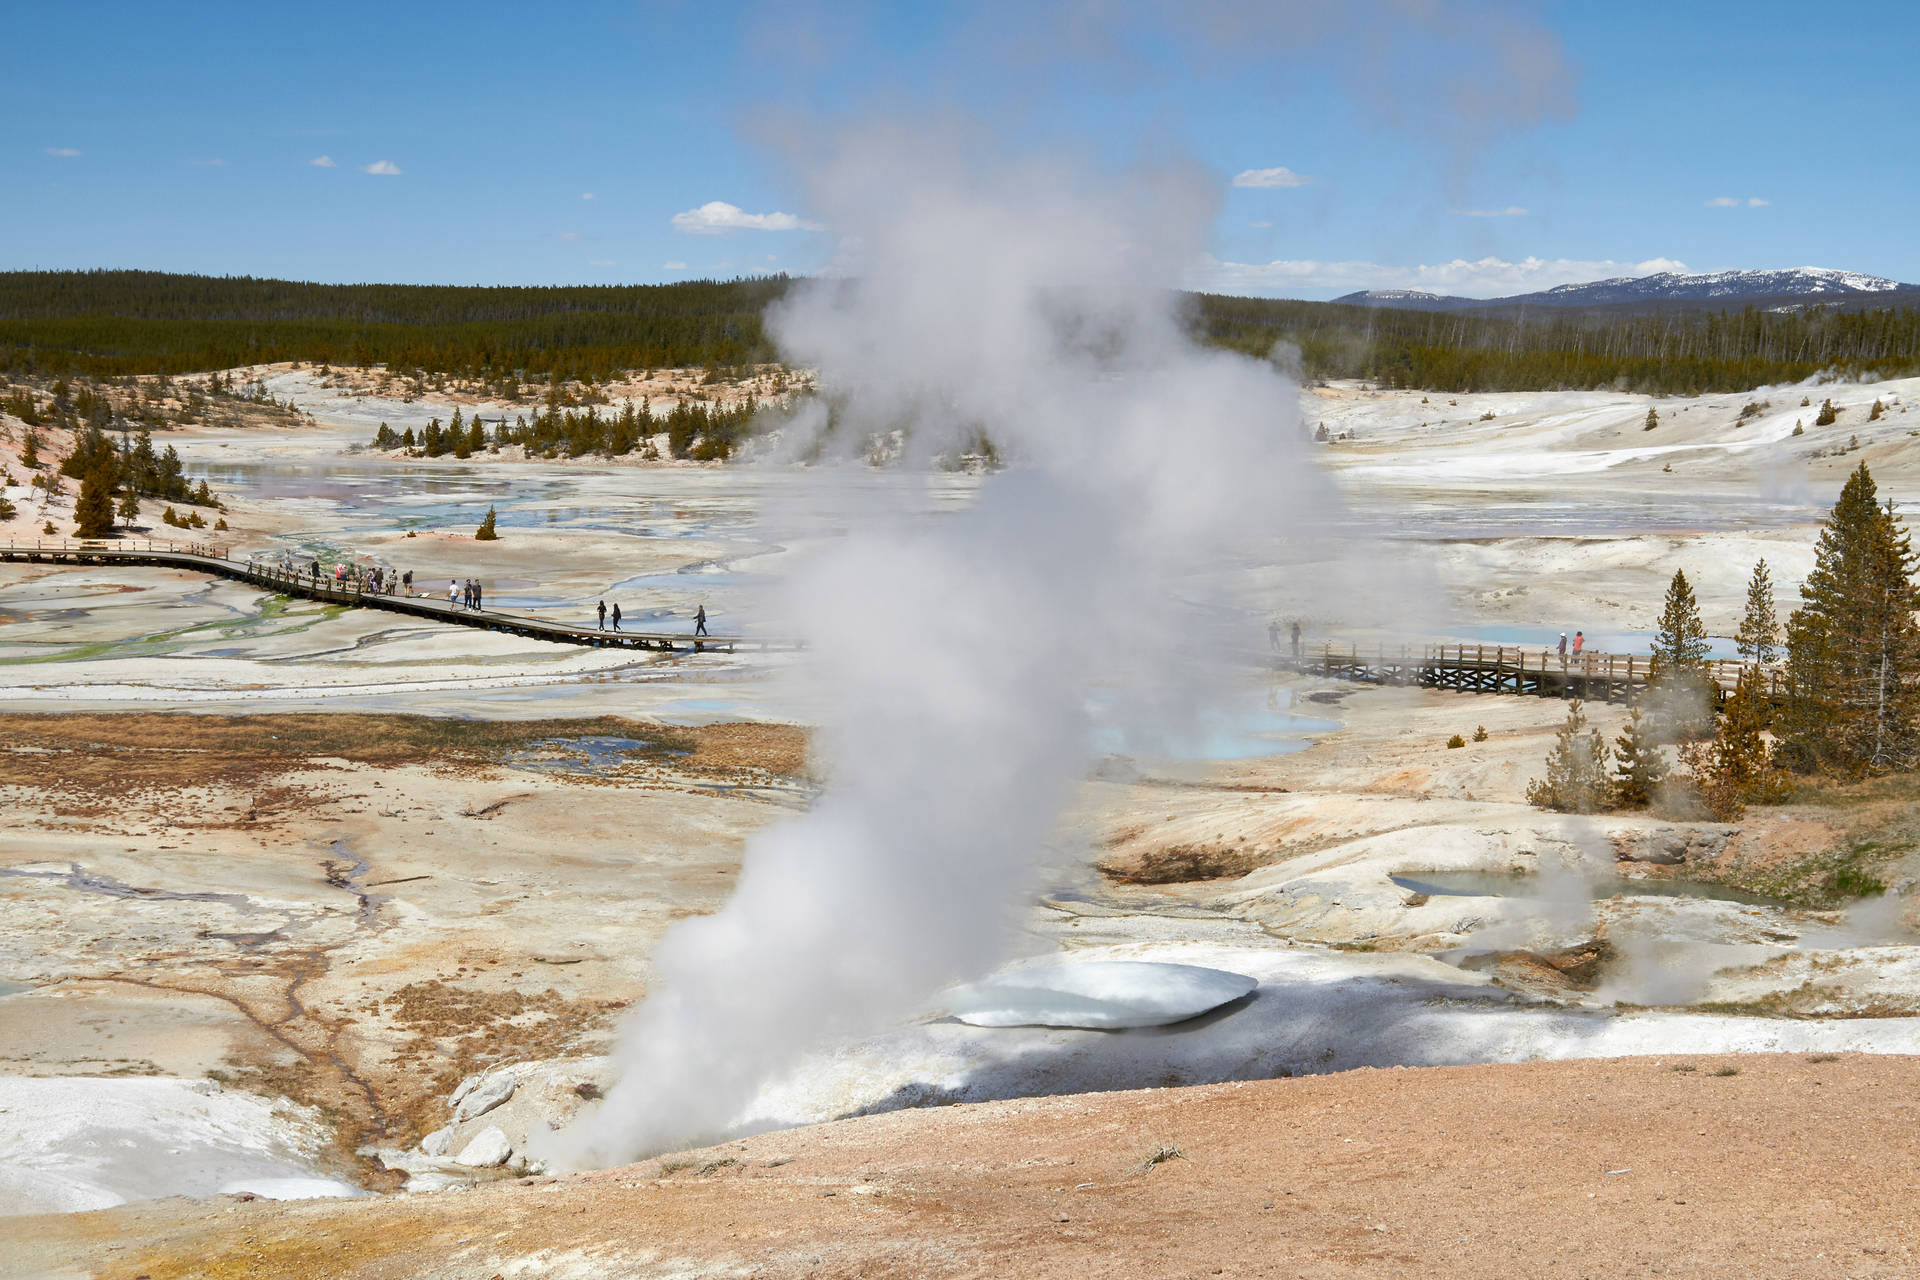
<box><xmin>1333</xmin><ymin>267</ymin><xmax>1913</xmax><ymax>311</ymax></box>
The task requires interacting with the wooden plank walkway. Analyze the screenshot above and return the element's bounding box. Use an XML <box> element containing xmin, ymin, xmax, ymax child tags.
<box><xmin>1282</xmin><ymin>641</ymin><xmax>1782</xmax><ymax>705</ymax></box>
<box><xmin>0</xmin><ymin>539</ymin><xmax>776</xmax><ymax>653</ymax></box>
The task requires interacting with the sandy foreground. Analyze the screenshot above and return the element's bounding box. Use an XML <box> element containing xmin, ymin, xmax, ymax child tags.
<box><xmin>5</xmin><ymin>371</ymin><xmax>1920</xmax><ymax>1272</ymax></box>
<box><xmin>10</xmin><ymin>1054</ymin><xmax>1918</xmax><ymax>1279</ymax></box>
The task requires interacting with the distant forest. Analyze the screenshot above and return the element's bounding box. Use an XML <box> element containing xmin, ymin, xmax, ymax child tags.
<box><xmin>1190</xmin><ymin>294</ymin><xmax>1920</xmax><ymax>395</ymax></box>
<box><xmin>3</xmin><ymin>270</ymin><xmax>1918</xmax><ymax>395</ymax></box>
<box><xmin>0</xmin><ymin>270</ymin><xmax>788</xmax><ymax>383</ymax></box>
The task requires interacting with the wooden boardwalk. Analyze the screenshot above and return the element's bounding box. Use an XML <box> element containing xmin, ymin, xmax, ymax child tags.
<box><xmin>0</xmin><ymin>538</ymin><xmax>772</xmax><ymax>653</ymax></box>
<box><xmin>1284</xmin><ymin>641</ymin><xmax>1782</xmax><ymax>705</ymax></box>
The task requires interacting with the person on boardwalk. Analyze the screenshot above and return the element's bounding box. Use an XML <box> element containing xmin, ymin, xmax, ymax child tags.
<box><xmin>449</xmin><ymin>580</ymin><xmax>459</xmax><ymax>609</ymax></box>
<box><xmin>1572</xmin><ymin>630</ymin><xmax>1585</xmax><ymax>657</ymax></box>
<box><xmin>611</xmin><ymin>603</ymin><xmax>622</xmax><ymax>632</ymax></box>
<box><xmin>1557</xmin><ymin>631</ymin><xmax>1568</xmax><ymax>668</ymax></box>
<box><xmin>694</xmin><ymin>604</ymin><xmax>708</xmax><ymax>637</ymax></box>
<box><xmin>1291</xmin><ymin>621</ymin><xmax>1302</xmax><ymax>658</ymax></box>
<box><xmin>473</xmin><ymin>579</ymin><xmax>483</xmax><ymax>611</ymax></box>
<box><xmin>402</xmin><ymin>569</ymin><xmax>412</xmax><ymax>597</ymax></box>
<box><xmin>597</xmin><ymin>600</ymin><xmax>607</xmax><ymax>630</ymax></box>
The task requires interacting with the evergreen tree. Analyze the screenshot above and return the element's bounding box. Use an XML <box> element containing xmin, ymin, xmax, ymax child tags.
<box><xmin>0</xmin><ymin>492</ymin><xmax>14</xmax><ymax>521</ymax></box>
<box><xmin>116</xmin><ymin>489</ymin><xmax>139</xmax><ymax>528</ymax></box>
<box><xmin>1648</xmin><ymin>568</ymin><xmax>1713</xmax><ymax>738</ymax></box>
<box><xmin>1644</xmin><ymin>406</ymin><xmax>1659</xmax><ymax>431</ymax></box>
<box><xmin>401</xmin><ymin>425</ymin><xmax>417</xmax><ymax>449</ymax></box>
<box><xmin>1736</xmin><ymin>559</ymin><xmax>1779</xmax><ymax>664</ymax></box>
<box><xmin>1526</xmin><ymin>700</ymin><xmax>1613</xmax><ymax>813</ymax></box>
<box><xmin>73</xmin><ymin>464</ymin><xmax>116</xmax><ymax>537</ymax></box>
<box><xmin>1611</xmin><ymin>705</ymin><xmax>1667</xmax><ymax>809</ymax></box>
<box><xmin>1707</xmin><ymin>665</ymin><xmax>1787</xmax><ymax>808</ymax></box>
<box><xmin>21</xmin><ymin>430</ymin><xmax>39</xmax><ymax>469</ymax></box>
<box><xmin>474</xmin><ymin>505</ymin><xmax>499</xmax><ymax>541</ymax></box>
<box><xmin>1776</xmin><ymin>463</ymin><xmax>1920</xmax><ymax>774</ymax></box>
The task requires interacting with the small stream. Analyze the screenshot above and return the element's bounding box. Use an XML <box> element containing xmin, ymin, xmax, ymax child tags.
<box><xmin>1390</xmin><ymin>869</ymin><xmax>1783</xmax><ymax>908</ymax></box>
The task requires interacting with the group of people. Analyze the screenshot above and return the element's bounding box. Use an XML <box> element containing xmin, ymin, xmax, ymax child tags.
<box><xmin>1556</xmin><ymin>630</ymin><xmax>1587</xmax><ymax>666</ymax></box>
<box><xmin>1269</xmin><ymin>618</ymin><xmax>1303</xmax><ymax>657</ymax></box>
<box><xmin>594</xmin><ymin>600</ymin><xmax>709</xmax><ymax>636</ymax></box>
<box><xmin>450</xmin><ymin>578</ymin><xmax>485</xmax><ymax>611</ymax></box>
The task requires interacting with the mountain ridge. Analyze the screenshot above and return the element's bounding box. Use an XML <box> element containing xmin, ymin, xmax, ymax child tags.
<box><xmin>1334</xmin><ymin>267</ymin><xmax>1918</xmax><ymax>312</ymax></box>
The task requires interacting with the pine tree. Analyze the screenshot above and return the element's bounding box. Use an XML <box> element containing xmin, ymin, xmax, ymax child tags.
<box><xmin>1647</xmin><ymin>568</ymin><xmax>1713</xmax><ymax>738</ymax></box>
<box><xmin>1644</xmin><ymin>406</ymin><xmax>1659</xmax><ymax>431</ymax></box>
<box><xmin>1526</xmin><ymin>699</ymin><xmax>1614</xmax><ymax>813</ymax></box>
<box><xmin>1611</xmin><ymin>705</ymin><xmax>1667</xmax><ymax>808</ymax></box>
<box><xmin>21</xmin><ymin>430</ymin><xmax>39</xmax><ymax>469</ymax></box>
<box><xmin>1776</xmin><ymin>463</ymin><xmax>1920</xmax><ymax>774</ymax></box>
<box><xmin>474</xmin><ymin>505</ymin><xmax>499</xmax><ymax>541</ymax></box>
<box><xmin>1709</xmin><ymin>665</ymin><xmax>1786</xmax><ymax>805</ymax></box>
<box><xmin>1815</xmin><ymin>398</ymin><xmax>1839</xmax><ymax>426</ymax></box>
<box><xmin>116</xmin><ymin>489</ymin><xmax>139</xmax><ymax>528</ymax></box>
<box><xmin>73</xmin><ymin>465</ymin><xmax>117</xmax><ymax>538</ymax></box>
<box><xmin>1736</xmin><ymin>559</ymin><xmax>1779</xmax><ymax>664</ymax></box>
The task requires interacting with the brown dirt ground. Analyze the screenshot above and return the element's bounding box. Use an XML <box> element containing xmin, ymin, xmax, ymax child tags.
<box><xmin>12</xmin><ymin>1054</ymin><xmax>1918</xmax><ymax>1280</ymax></box>
<box><xmin>0</xmin><ymin>712</ymin><xmax>808</xmax><ymax>794</ymax></box>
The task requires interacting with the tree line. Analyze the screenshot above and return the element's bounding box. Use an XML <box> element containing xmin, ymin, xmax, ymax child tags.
<box><xmin>8</xmin><ymin>270</ymin><xmax>1918</xmax><ymax>396</ymax></box>
<box><xmin>1192</xmin><ymin>294</ymin><xmax>1920</xmax><ymax>395</ymax></box>
<box><xmin>369</xmin><ymin>394</ymin><xmax>759</xmax><ymax>462</ymax></box>
<box><xmin>0</xmin><ymin>271</ymin><xmax>791</xmax><ymax>383</ymax></box>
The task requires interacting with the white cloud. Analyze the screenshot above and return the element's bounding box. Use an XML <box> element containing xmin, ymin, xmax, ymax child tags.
<box><xmin>309</xmin><ymin>155</ymin><xmax>336</xmax><ymax>168</ymax></box>
<box><xmin>662</xmin><ymin>261</ymin><xmax>689</xmax><ymax>271</ymax></box>
<box><xmin>1706</xmin><ymin>196</ymin><xmax>1769</xmax><ymax>208</ymax></box>
<box><xmin>581</xmin><ymin>192</ymin><xmax>595</xmax><ymax>200</ymax></box>
<box><xmin>1455</xmin><ymin>205</ymin><xmax>1528</xmax><ymax>217</ymax></box>
<box><xmin>669</xmin><ymin>200</ymin><xmax>821</xmax><ymax>235</ymax></box>
<box><xmin>44</xmin><ymin>147</ymin><xmax>80</xmax><ymax>158</ymax></box>
<box><xmin>589</xmin><ymin>258</ymin><xmax>616</xmax><ymax>267</ymax></box>
<box><xmin>1747</xmin><ymin>197</ymin><xmax>1770</xmax><ymax>207</ymax></box>
<box><xmin>559</xmin><ymin>231</ymin><xmax>583</xmax><ymax>242</ymax></box>
<box><xmin>1232</xmin><ymin>166</ymin><xmax>1315</xmax><ymax>189</ymax></box>
<box><xmin>1192</xmin><ymin>254</ymin><xmax>1690</xmax><ymax>299</ymax></box>
<box><xmin>362</xmin><ymin>160</ymin><xmax>402</xmax><ymax>176</ymax></box>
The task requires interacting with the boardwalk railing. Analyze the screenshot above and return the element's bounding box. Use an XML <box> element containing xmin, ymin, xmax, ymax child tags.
<box><xmin>0</xmin><ymin>538</ymin><xmax>777</xmax><ymax>653</ymax></box>
<box><xmin>1283</xmin><ymin>640</ymin><xmax>1783</xmax><ymax>705</ymax></box>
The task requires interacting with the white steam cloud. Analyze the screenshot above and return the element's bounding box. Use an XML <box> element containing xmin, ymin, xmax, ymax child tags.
<box><xmin>542</xmin><ymin>119</ymin><xmax>1318</xmax><ymax>1169</ymax></box>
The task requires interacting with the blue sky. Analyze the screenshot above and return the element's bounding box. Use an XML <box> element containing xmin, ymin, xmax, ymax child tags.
<box><xmin>6</xmin><ymin>1</ymin><xmax>1916</xmax><ymax>298</ymax></box>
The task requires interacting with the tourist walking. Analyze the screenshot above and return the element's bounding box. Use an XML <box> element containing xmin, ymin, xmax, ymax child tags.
<box><xmin>694</xmin><ymin>604</ymin><xmax>708</xmax><ymax>637</ymax></box>
<box><xmin>1557</xmin><ymin>631</ymin><xmax>1568</xmax><ymax>668</ymax></box>
<box><xmin>449</xmin><ymin>580</ymin><xmax>459</xmax><ymax>608</ymax></box>
<box><xmin>1572</xmin><ymin>630</ymin><xmax>1585</xmax><ymax>656</ymax></box>
<box><xmin>473</xmin><ymin>579</ymin><xmax>483</xmax><ymax>611</ymax></box>
<box><xmin>611</xmin><ymin>603</ymin><xmax>622</xmax><ymax>631</ymax></box>
<box><xmin>597</xmin><ymin>600</ymin><xmax>606</xmax><ymax>630</ymax></box>
<box><xmin>1290</xmin><ymin>621</ymin><xmax>1302</xmax><ymax>658</ymax></box>
<box><xmin>402</xmin><ymin>569</ymin><xmax>412</xmax><ymax>596</ymax></box>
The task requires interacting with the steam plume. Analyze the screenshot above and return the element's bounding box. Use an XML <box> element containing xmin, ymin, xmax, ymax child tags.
<box><xmin>542</xmin><ymin>119</ymin><xmax>1316</xmax><ymax>1168</ymax></box>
